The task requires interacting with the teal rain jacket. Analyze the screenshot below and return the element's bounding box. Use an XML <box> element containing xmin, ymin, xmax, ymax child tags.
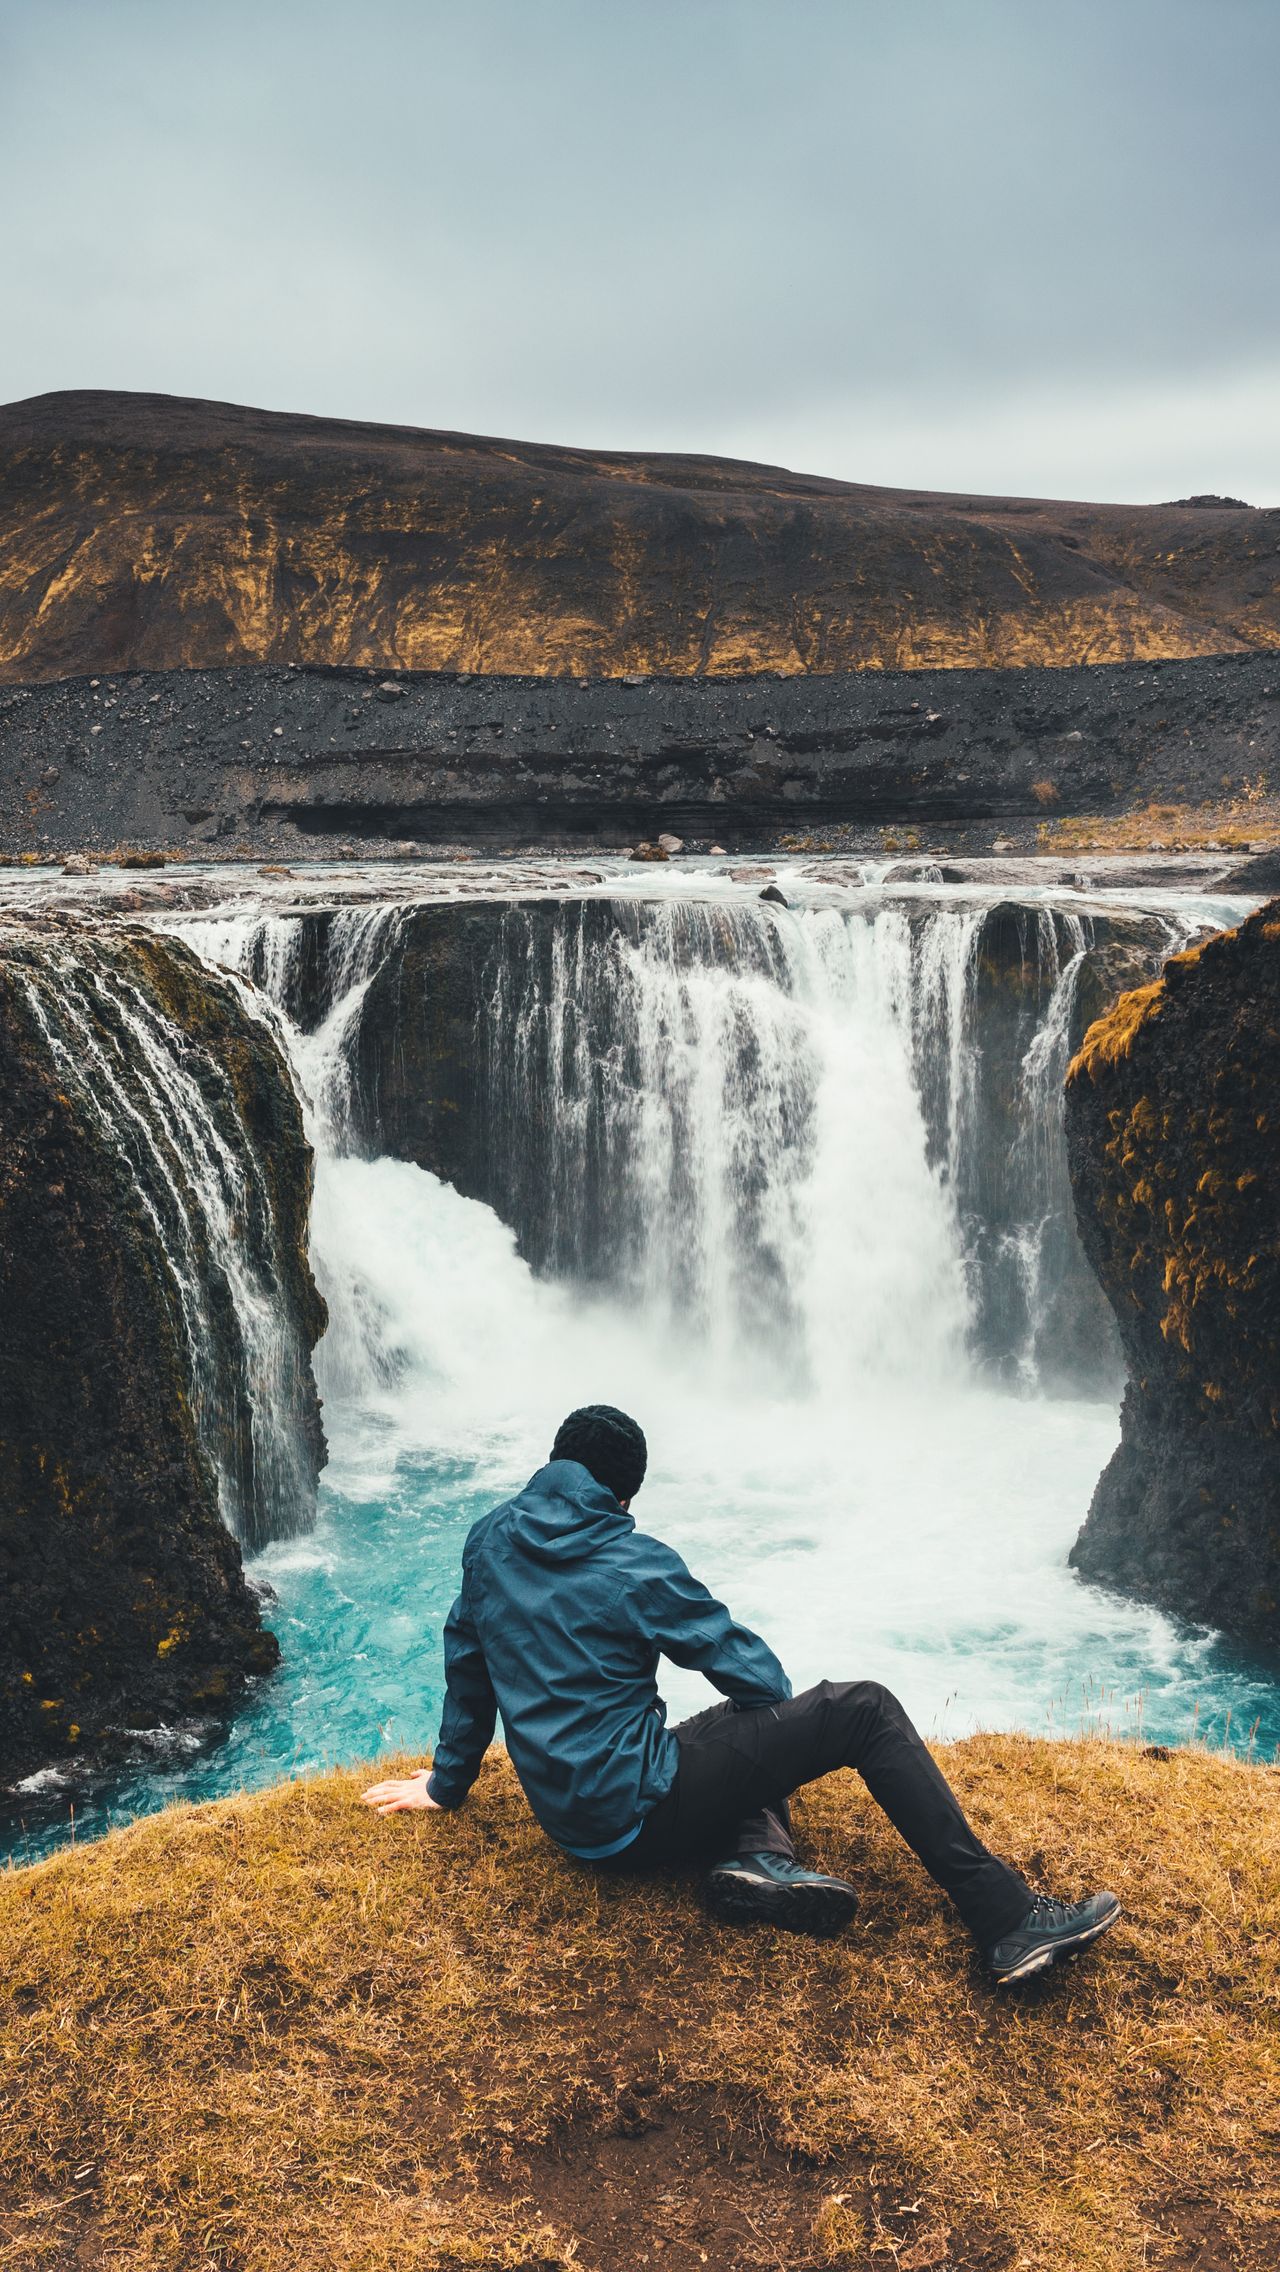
<box><xmin>426</xmin><ymin>1458</ymin><xmax>792</xmax><ymax>1856</ymax></box>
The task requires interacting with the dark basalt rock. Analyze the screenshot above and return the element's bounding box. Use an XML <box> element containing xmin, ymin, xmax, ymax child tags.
<box><xmin>1065</xmin><ymin>906</ymin><xmax>1280</xmax><ymax>1645</ymax></box>
<box><xmin>2</xmin><ymin>652</ymin><xmax>1280</xmax><ymax>859</ymax></box>
<box><xmin>0</xmin><ymin>923</ymin><xmax>327</xmax><ymax>1789</ymax></box>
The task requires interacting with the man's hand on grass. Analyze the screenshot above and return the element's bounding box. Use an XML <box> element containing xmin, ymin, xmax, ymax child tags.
<box><xmin>362</xmin><ymin>1768</ymin><xmax>445</xmax><ymax>1814</ymax></box>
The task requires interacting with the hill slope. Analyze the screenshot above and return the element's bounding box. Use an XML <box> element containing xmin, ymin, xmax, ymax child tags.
<box><xmin>2</xmin><ymin>391</ymin><xmax>1277</xmax><ymax>684</ymax></box>
<box><xmin>2</xmin><ymin>1739</ymin><xmax>1276</xmax><ymax>2270</ymax></box>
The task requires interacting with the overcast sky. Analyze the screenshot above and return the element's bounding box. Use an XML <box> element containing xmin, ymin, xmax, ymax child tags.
<box><xmin>2</xmin><ymin>0</ymin><xmax>1277</xmax><ymax>502</ymax></box>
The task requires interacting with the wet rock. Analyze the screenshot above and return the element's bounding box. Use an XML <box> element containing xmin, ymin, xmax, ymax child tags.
<box><xmin>1217</xmin><ymin>851</ymin><xmax>1280</xmax><ymax>895</ymax></box>
<box><xmin>957</xmin><ymin>903</ymin><xmax>1164</xmax><ymax>1392</ymax></box>
<box><xmin>657</xmin><ymin>833</ymin><xmax>684</xmax><ymax>855</ymax></box>
<box><xmin>881</xmin><ymin>859</ymin><xmax>945</xmax><ymax>884</ymax></box>
<box><xmin>1066</xmin><ymin>904</ymin><xmax>1280</xmax><ymax>1644</ymax></box>
<box><xmin>0</xmin><ymin>926</ymin><xmax>327</xmax><ymax>1788</ymax></box>
<box><xmin>759</xmin><ymin>883</ymin><xmax>789</xmax><ymax>906</ymax></box>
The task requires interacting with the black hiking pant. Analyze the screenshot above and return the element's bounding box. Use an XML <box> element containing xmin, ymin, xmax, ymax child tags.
<box><xmin>596</xmin><ymin>1680</ymin><xmax>1032</xmax><ymax>1946</ymax></box>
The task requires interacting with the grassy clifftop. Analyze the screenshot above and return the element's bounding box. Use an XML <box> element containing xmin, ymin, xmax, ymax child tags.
<box><xmin>2</xmin><ymin>1738</ymin><xmax>1277</xmax><ymax>2270</ymax></box>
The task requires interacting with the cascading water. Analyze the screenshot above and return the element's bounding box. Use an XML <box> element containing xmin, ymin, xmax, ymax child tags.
<box><xmin>472</xmin><ymin>894</ymin><xmax>1176</xmax><ymax>1394</ymax></box>
<box><xmin>9</xmin><ymin>930</ymin><xmax>318</xmax><ymax>1549</ymax></box>
<box><xmin>186</xmin><ymin>903</ymin><xmax>402</xmax><ymax>1148</ymax></box>
<box><xmin>480</xmin><ymin>899</ymin><xmax>975</xmax><ymax>1394</ymax></box>
<box><xmin>999</xmin><ymin>915</ymin><xmax>1096</xmax><ymax>1388</ymax></box>
<box><xmin>192</xmin><ymin>889</ymin><xmax>1120</xmax><ymax>1405</ymax></box>
<box><xmin>12</xmin><ymin>866</ymin><xmax>1274</xmax><ymax>1860</ymax></box>
<box><xmin>181</xmin><ymin>904</ymin><xmax>409</xmax><ymax>1408</ymax></box>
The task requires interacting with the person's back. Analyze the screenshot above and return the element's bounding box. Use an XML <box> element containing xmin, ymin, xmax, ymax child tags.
<box><xmin>430</xmin><ymin>1443</ymin><xmax>791</xmax><ymax>1857</ymax></box>
<box><xmin>365</xmin><ymin>1404</ymin><xmax>1121</xmax><ymax>1986</ymax></box>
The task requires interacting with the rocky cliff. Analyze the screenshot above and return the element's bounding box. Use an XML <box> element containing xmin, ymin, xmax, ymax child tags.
<box><xmin>3</xmin><ymin>391</ymin><xmax>1278</xmax><ymax>685</ymax></box>
<box><xmin>1066</xmin><ymin>908</ymin><xmax>1280</xmax><ymax>1645</ymax></box>
<box><xmin>0</xmin><ymin>923</ymin><xmax>327</xmax><ymax>1789</ymax></box>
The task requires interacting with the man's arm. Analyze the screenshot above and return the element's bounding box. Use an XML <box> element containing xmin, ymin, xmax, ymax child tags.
<box><xmin>632</xmin><ymin>1546</ymin><xmax>792</xmax><ymax>1706</ymax></box>
<box><xmin>362</xmin><ymin>1584</ymin><xmax>497</xmax><ymax>1816</ymax></box>
<box><xmin>424</xmin><ymin>1586</ymin><xmax>499</xmax><ymax>1806</ymax></box>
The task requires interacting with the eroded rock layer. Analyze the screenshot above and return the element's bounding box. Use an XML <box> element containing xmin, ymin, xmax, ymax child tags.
<box><xmin>3</xmin><ymin>651</ymin><xmax>1278</xmax><ymax>857</ymax></box>
<box><xmin>1066</xmin><ymin>909</ymin><xmax>1280</xmax><ymax>1644</ymax></box>
<box><xmin>0</xmin><ymin>924</ymin><xmax>326</xmax><ymax>1787</ymax></box>
<box><xmin>2</xmin><ymin>391</ymin><xmax>1278</xmax><ymax>685</ymax></box>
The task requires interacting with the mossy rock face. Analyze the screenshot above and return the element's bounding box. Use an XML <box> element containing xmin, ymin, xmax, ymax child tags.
<box><xmin>1066</xmin><ymin>903</ymin><xmax>1280</xmax><ymax>1644</ymax></box>
<box><xmin>0</xmin><ymin>922</ymin><xmax>326</xmax><ymax>1788</ymax></box>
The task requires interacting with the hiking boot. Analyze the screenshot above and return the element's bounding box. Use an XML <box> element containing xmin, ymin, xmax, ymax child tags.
<box><xmin>987</xmin><ymin>1890</ymin><xmax>1121</xmax><ymax>1984</ymax></box>
<box><xmin>702</xmin><ymin>1851</ymin><xmax>859</xmax><ymax>1937</ymax></box>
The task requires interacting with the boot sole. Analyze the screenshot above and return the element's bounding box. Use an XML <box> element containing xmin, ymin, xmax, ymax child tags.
<box><xmin>702</xmin><ymin>1871</ymin><xmax>859</xmax><ymax>1939</ymax></box>
<box><xmin>993</xmin><ymin>1897</ymin><xmax>1122</xmax><ymax>1984</ymax></box>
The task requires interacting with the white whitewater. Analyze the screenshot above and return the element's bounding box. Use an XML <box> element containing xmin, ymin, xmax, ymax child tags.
<box><xmin>485</xmin><ymin>900</ymin><xmax>978</xmax><ymax>1394</ymax></box>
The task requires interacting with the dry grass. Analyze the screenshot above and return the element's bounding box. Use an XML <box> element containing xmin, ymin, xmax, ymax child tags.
<box><xmin>1</xmin><ymin>1738</ymin><xmax>1277</xmax><ymax>2271</ymax></box>
<box><xmin>1037</xmin><ymin>790</ymin><xmax>1279</xmax><ymax>855</ymax></box>
<box><xmin>1067</xmin><ymin>978</ymin><xmax>1167</xmax><ymax>1081</ymax></box>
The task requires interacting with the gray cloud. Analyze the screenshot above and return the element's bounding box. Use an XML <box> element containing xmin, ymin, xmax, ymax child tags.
<box><xmin>2</xmin><ymin>0</ymin><xmax>1277</xmax><ymax>499</ymax></box>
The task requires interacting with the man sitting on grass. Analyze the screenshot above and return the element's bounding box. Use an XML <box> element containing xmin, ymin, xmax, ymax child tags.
<box><xmin>363</xmin><ymin>1405</ymin><xmax>1120</xmax><ymax>1984</ymax></box>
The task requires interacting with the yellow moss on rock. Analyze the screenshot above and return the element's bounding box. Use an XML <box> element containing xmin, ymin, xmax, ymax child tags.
<box><xmin>1068</xmin><ymin>980</ymin><xmax>1166</xmax><ymax>1084</ymax></box>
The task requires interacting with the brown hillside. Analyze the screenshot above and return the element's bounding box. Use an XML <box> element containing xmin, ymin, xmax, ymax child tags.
<box><xmin>1</xmin><ymin>391</ymin><xmax>1277</xmax><ymax>684</ymax></box>
<box><xmin>2</xmin><ymin>1739</ymin><xmax>1278</xmax><ymax>2270</ymax></box>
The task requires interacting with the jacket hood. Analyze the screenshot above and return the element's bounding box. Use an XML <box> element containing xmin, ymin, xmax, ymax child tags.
<box><xmin>503</xmin><ymin>1459</ymin><xmax>636</xmax><ymax>1564</ymax></box>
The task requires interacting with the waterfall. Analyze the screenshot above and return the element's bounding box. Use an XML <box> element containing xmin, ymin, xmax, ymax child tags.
<box><xmin>13</xmin><ymin>867</ymin><xmax>1274</xmax><ymax>1872</ymax></box>
<box><xmin>1000</xmin><ymin>915</ymin><xmax>1093</xmax><ymax>1387</ymax></box>
<box><xmin>466</xmin><ymin>894</ymin><xmax>1174</xmax><ymax>1394</ymax></box>
<box><xmin>11</xmin><ymin>931</ymin><xmax>318</xmax><ymax>1547</ymax></box>
<box><xmin>54</xmin><ymin>863</ymin><xmax>1268</xmax><ymax>1839</ymax></box>
<box><xmin>181</xmin><ymin>906</ymin><xmax>410</xmax><ymax>1411</ymax></box>
<box><xmin>480</xmin><ymin>900</ymin><xmax>975</xmax><ymax>1394</ymax></box>
<box><xmin>184</xmin><ymin>905</ymin><xmax>402</xmax><ymax>1147</ymax></box>
<box><xmin>179</xmin><ymin>887</ymin><xmax>1186</xmax><ymax>1403</ymax></box>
